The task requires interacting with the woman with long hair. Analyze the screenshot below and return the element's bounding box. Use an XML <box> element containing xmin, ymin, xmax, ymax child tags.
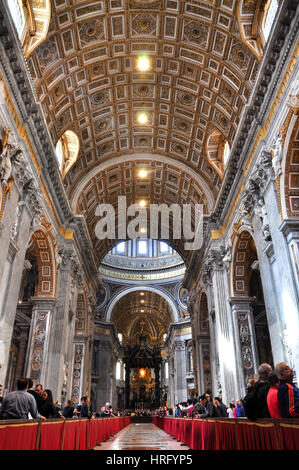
<box><xmin>40</xmin><ymin>389</ymin><xmax>61</xmax><ymax>418</ymax></box>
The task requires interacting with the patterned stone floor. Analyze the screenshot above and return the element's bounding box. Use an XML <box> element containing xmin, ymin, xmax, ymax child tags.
<box><xmin>93</xmin><ymin>423</ymin><xmax>190</xmax><ymax>450</ymax></box>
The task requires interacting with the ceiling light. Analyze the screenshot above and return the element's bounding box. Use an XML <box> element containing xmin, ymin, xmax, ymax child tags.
<box><xmin>137</xmin><ymin>55</ymin><xmax>150</xmax><ymax>72</ymax></box>
<box><xmin>137</xmin><ymin>112</ymin><xmax>148</xmax><ymax>125</ymax></box>
<box><xmin>138</xmin><ymin>169</ymin><xmax>148</xmax><ymax>178</ymax></box>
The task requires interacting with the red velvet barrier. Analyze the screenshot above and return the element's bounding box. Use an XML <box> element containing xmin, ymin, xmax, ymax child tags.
<box><xmin>62</xmin><ymin>420</ymin><xmax>79</xmax><ymax>450</ymax></box>
<box><xmin>78</xmin><ymin>419</ymin><xmax>89</xmax><ymax>450</ymax></box>
<box><xmin>0</xmin><ymin>416</ymin><xmax>131</xmax><ymax>450</ymax></box>
<box><xmin>96</xmin><ymin>418</ymin><xmax>103</xmax><ymax>444</ymax></box>
<box><xmin>39</xmin><ymin>421</ymin><xmax>64</xmax><ymax>450</ymax></box>
<box><xmin>235</xmin><ymin>421</ymin><xmax>278</xmax><ymax>450</ymax></box>
<box><xmin>89</xmin><ymin>419</ymin><xmax>98</xmax><ymax>449</ymax></box>
<box><xmin>279</xmin><ymin>423</ymin><xmax>299</xmax><ymax>450</ymax></box>
<box><xmin>0</xmin><ymin>422</ymin><xmax>38</xmax><ymax>450</ymax></box>
<box><xmin>153</xmin><ymin>417</ymin><xmax>299</xmax><ymax>450</ymax></box>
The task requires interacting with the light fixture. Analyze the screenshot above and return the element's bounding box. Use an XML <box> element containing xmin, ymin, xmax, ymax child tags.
<box><xmin>140</xmin><ymin>292</ymin><xmax>144</xmax><ymax>296</ymax></box>
<box><xmin>140</xmin><ymin>227</ymin><xmax>146</xmax><ymax>234</ymax></box>
<box><xmin>137</xmin><ymin>112</ymin><xmax>148</xmax><ymax>125</ymax></box>
<box><xmin>141</xmin><ymin>299</ymin><xmax>145</xmax><ymax>303</ymax></box>
<box><xmin>137</xmin><ymin>55</ymin><xmax>150</xmax><ymax>72</ymax></box>
<box><xmin>139</xmin><ymin>199</ymin><xmax>146</xmax><ymax>207</ymax></box>
<box><xmin>138</xmin><ymin>169</ymin><xmax>148</xmax><ymax>178</ymax></box>
<box><xmin>139</xmin><ymin>368</ymin><xmax>146</xmax><ymax>378</ymax></box>
<box><xmin>141</xmin><ymin>309</ymin><xmax>144</xmax><ymax>313</ymax></box>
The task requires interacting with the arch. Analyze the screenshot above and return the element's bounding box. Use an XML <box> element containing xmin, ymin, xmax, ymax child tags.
<box><xmin>205</xmin><ymin>130</ymin><xmax>230</xmax><ymax>178</ymax></box>
<box><xmin>70</xmin><ymin>153</ymin><xmax>216</xmax><ymax>214</ymax></box>
<box><xmin>231</xmin><ymin>229</ymin><xmax>258</xmax><ymax>297</ymax></box>
<box><xmin>23</xmin><ymin>0</ymin><xmax>51</xmax><ymax>58</ymax></box>
<box><xmin>55</xmin><ymin>130</ymin><xmax>80</xmax><ymax>179</ymax></box>
<box><xmin>31</xmin><ymin>222</ymin><xmax>57</xmax><ymax>297</ymax></box>
<box><xmin>282</xmin><ymin>116</ymin><xmax>299</xmax><ymax>219</ymax></box>
<box><xmin>237</xmin><ymin>0</ymin><xmax>265</xmax><ymax>60</ymax></box>
<box><xmin>106</xmin><ymin>285</ymin><xmax>179</xmax><ymax>324</ymax></box>
<box><xmin>197</xmin><ymin>292</ymin><xmax>210</xmax><ymax>336</ymax></box>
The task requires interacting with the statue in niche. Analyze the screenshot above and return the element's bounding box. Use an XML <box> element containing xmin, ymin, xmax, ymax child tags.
<box><xmin>23</xmin><ymin>260</ymin><xmax>39</xmax><ymax>300</ymax></box>
<box><xmin>255</xmin><ymin>198</ymin><xmax>271</xmax><ymax>241</ymax></box>
<box><xmin>0</xmin><ymin>128</ymin><xmax>23</xmax><ymax>188</ymax></box>
<box><xmin>10</xmin><ymin>201</ymin><xmax>23</xmax><ymax>241</ymax></box>
<box><xmin>271</xmin><ymin>133</ymin><xmax>283</xmax><ymax>179</ymax></box>
<box><xmin>0</xmin><ymin>128</ymin><xmax>12</xmax><ymax>188</ymax></box>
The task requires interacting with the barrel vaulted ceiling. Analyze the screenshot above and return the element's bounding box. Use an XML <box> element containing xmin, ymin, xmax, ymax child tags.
<box><xmin>26</xmin><ymin>0</ymin><xmax>261</xmax><ymax>262</ymax></box>
<box><xmin>110</xmin><ymin>290</ymin><xmax>174</xmax><ymax>347</ymax></box>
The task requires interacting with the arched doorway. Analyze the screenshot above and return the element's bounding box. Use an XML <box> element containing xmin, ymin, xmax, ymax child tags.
<box><xmin>231</xmin><ymin>229</ymin><xmax>274</xmax><ymax>388</ymax></box>
<box><xmin>5</xmin><ymin>223</ymin><xmax>56</xmax><ymax>391</ymax></box>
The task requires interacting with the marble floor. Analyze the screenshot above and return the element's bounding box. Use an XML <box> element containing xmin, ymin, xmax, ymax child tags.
<box><xmin>93</xmin><ymin>423</ymin><xmax>190</xmax><ymax>451</ymax></box>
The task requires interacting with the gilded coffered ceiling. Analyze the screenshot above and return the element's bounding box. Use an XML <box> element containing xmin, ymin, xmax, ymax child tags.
<box><xmin>26</xmin><ymin>0</ymin><xmax>261</xmax><ymax>261</ymax></box>
<box><xmin>111</xmin><ymin>290</ymin><xmax>173</xmax><ymax>346</ymax></box>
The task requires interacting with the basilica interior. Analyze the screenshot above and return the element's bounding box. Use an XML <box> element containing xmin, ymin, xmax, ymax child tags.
<box><xmin>0</xmin><ymin>0</ymin><xmax>298</xmax><ymax>413</ymax></box>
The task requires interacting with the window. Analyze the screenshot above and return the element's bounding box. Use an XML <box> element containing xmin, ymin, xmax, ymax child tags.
<box><xmin>55</xmin><ymin>130</ymin><xmax>80</xmax><ymax>179</ymax></box>
<box><xmin>263</xmin><ymin>0</ymin><xmax>279</xmax><ymax>41</ymax></box>
<box><xmin>137</xmin><ymin>240</ymin><xmax>148</xmax><ymax>255</ymax></box>
<box><xmin>116</xmin><ymin>361</ymin><xmax>121</xmax><ymax>380</ymax></box>
<box><xmin>7</xmin><ymin>0</ymin><xmax>25</xmax><ymax>38</ymax></box>
<box><xmin>118</xmin><ymin>333</ymin><xmax>123</xmax><ymax>343</ymax></box>
<box><xmin>116</xmin><ymin>242</ymin><xmax>125</xmax><ymax>254</ymax></box>
<box><xmin>165</xmin><ymin>362</ymin><xmax>169</xmax><ymax>380</ymax></box>
<box><xmin>223</xmin><ymin>141</ymin><xmax>230</xmax><ymax>167</ymax></box>
<box><xmin>159</xmin><ymin>241</ymin><xmax>169</xmax><ymax>254</ymax></box>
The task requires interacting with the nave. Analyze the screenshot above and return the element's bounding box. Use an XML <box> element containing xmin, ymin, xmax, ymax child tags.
<box><xmin>94</xmin><ymin>422</ymin><xmax>189</xmax><ymax>451</ymax></box>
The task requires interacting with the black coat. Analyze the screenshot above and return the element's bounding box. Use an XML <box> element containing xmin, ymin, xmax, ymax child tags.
<box><xmin>41</xmin><ymin>400</ymin><xmax>60</xmax><ymax>418</ymax></box>
<box><xmin>27</xmin><ymin>389</ymin><xmax>43</xmax><ymax>414</ymax></box>
<box><xmin>62</xmin><ymin>405</ymin><xmax>74</xmax><ymax>418</ymax></box>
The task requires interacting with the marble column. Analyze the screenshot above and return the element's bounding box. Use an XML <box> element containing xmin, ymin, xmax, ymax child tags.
<box><xmin>173</xmin><ymin>339</ymin><xmax>187</xmax><ymax>404</ymax></box>
<box><xmin>0</xmin><ymin>206</ymin><xmax>33</xmax><ymax>386</ymax></box>
<box><xmin>204</xmin><ymin>248</ymin><xmax>239</xmax><ymax>403</ymax></box>
<box><xmin>279</xmin><ymin>219</ymin><xmax>299</xmax><ymax>379</ymax></box>
<box><xmin>71</xmin><ymin>336</ymin><xmax>87</xmax><ymax>406</ymax></box>
<box><xmin>25</xmin><ymin>297</ymin><xmax>57</xmax><ymax>386</ymax></box>
<box><xmin>229</xmin><ymin>297</ymin><xmax>259</xmax><ymax>398</ymax></box>
<box><xmin>154</xmin><ymin>363</ymin><xmax>160</xmax><ymax>407</ymax></box>
<box><xmin>125</xmin><ymin>363</ymin><xmax>130</xmax><ymax>408</ymax></box>
<box><xmin>45</xmin><ymin>245</ymin><xmax>80</xmax><ymax>400</ymax></box>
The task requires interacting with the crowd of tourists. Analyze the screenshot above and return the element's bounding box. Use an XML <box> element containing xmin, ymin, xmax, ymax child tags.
<box><xmin>155</xmin><ymin>361</ymin><xmax>299</xmax><ymax>420</ymax></box>
<box><xmin>0</xmin><ymin>361</ymin><xmax>298</xmax><ymax>421</ymax></box>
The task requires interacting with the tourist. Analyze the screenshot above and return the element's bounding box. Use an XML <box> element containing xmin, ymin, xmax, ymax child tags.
<box><xmin>266</xmin><ymin>372</ymin><xmax>282</xmax><ymax>418</ymax></box>
<box><xmin>214</xmin><ymin>396</ymin><xmax>228</xmax><ymax>417</ymax></box>
<box><xmin>62</xmin><ymin>399</ymin><xmax>74</xmax><ymax>418</ymax></box>
<box><xmin>27</xmin><ymin>379</ymin><xmax>43</xmax><ymax>414</ymax></box>
<box><xmin>40</xmin><ymin>389</ymin><xmax>61</xmax><ymax>418</ymax></box>
<box><xmin>276</xmin><ymin>362</ymin><xmax>299</xmax><ymax>418</ymax></box>
<box><xmin>73</xmin><ymin>397</ymin><xmax>84</xmax><ymax>417</ymax></box>
<box><xmin>80</xmin><ymin>396</ymin><xmax>94</xmax><ymax>419</ymax></box>
<box><xmin>227</xmin><ymin>403</ymin><xmax>235</xmax><ymax>418</ymax></box>
<box><xmin>0</xmin><ymin>378</ymin><xmax>45</xmax><ymax>420</ymax></box>
<box><xmin>243</xmin><ymin>363</ymin><xmax>272</xmax><ymax>419</ymax></box>
<box><xmin>235</xmin><ymin>399</ymin><xmax>246</xmax><ymax>417</ymax></box>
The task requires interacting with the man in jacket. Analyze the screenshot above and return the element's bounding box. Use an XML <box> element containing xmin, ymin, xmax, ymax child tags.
<box><xmin>0</xmin><ymin>378</ymin><xmax>45</xmax><ymax>420</ymax></box>
<box><xmin>80</xmin><ymin>396</ymin><xmax>94</xmax><ymax>419</ymax></box>
<box><xmin>276</xmin><ymin>362</ymin><xmax>299</xmax><ymax>418</ymax></box>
